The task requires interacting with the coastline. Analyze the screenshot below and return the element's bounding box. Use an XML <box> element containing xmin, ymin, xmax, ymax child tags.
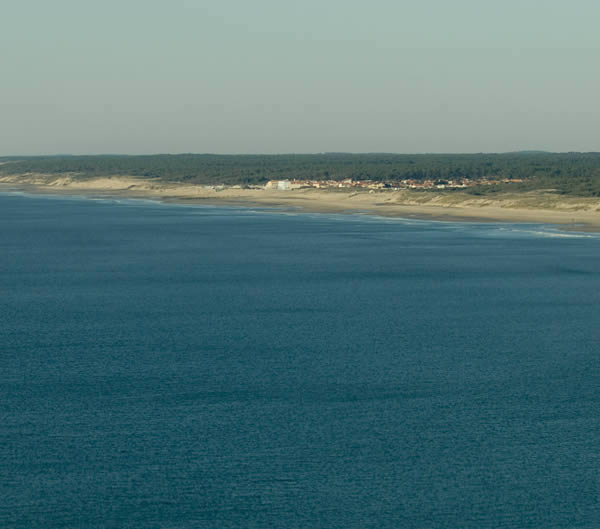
<box><xmin>2</xmin><ymin>174</ymin><xmax>600</xmax><ymax>232</ymax></box>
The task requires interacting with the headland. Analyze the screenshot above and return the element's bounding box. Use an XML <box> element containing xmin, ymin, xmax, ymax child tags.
<box><xmin>2</xmin><ymin>173</ymin><xmax>600</xmax><ymax>231</ymax></box>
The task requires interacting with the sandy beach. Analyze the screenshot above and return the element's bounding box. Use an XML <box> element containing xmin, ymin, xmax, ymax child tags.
<box><xmin>2</xmin><ymin>173</ymin><xmax>600</xmax><ymax>231</ymax></box>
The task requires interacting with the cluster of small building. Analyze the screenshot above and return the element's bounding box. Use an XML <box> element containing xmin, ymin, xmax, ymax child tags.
<box><xmin>264</xmin><ymin>179</ymin><xmax>386</xmax><ymax>191</ymax></box>
<box><xmin>263</xmin><ymin>177</ymin><xmax>523</xmax><ymax>191</ymax></box>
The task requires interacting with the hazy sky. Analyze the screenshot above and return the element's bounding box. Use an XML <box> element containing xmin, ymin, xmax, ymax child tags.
<box><xmin>2</xmin><ymin>0</ymin><xmax>599</xmax><ymax>154</ymax></box>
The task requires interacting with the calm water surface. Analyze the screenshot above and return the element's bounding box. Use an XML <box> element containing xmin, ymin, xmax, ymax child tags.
<box><xmin>1</xmin><ymin>193</ymin><xmax>599</xmax><ymax>528</ymax></box>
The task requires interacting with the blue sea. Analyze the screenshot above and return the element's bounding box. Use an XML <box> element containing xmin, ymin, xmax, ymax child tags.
<box><xmin>1</xmin><ymin>192</ymin><xmax>599</xmax><ymax>529</ymax></box>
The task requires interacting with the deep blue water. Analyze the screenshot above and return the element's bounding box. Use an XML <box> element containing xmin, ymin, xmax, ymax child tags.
<box><xmin>1</xmin><ymin>192</ymin><xmax>599</xmax><ymax>529</ymax></box>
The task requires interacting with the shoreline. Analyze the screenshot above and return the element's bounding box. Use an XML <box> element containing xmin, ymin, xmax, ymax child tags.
<box><xmin>2</xmin><ymin>175</ymin><xmax>600</xmax><ymax>232</ymax></box>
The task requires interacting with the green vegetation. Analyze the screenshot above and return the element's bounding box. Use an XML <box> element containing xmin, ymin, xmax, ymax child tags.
<box><xmin>1</xmin><ymin>152</ymin><xmax>600</xmax><ymax>196</ymax></box>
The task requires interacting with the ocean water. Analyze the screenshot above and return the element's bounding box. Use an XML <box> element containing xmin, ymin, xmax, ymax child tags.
<box><xmin>1</xmin><ymin>192</ymin><xmax>599</xmax><ymax>529</ymax></box>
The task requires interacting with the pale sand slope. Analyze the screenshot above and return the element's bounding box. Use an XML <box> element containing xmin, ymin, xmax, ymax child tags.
<box><xmin>2</xmin><ymin>173</ymin><xmax>600</xmax><ymax>231</ymax></box>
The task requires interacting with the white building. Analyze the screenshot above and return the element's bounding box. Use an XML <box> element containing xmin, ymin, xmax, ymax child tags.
<box><xmin>265</xmin><ymin>180</ymin><xmax>291</xmax><ymax>191</ymax></box>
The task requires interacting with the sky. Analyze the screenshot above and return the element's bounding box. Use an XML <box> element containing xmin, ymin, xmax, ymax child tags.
<box><xmin>1</xmin><ymin>0</ymin><xmax>599</xmax><ymax>155</ymax></box>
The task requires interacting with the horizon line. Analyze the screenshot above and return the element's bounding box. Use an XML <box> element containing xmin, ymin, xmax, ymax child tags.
<box><xmin>3</xmin><ymin>150</ymin><xmax>600</xmax><ymax>158</ymax></box>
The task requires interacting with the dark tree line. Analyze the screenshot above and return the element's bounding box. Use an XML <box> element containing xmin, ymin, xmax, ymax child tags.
<box><xmin>2</xmin><ymin>152</ymin><xmax>600</xmax><ymax>196</ymax></box>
